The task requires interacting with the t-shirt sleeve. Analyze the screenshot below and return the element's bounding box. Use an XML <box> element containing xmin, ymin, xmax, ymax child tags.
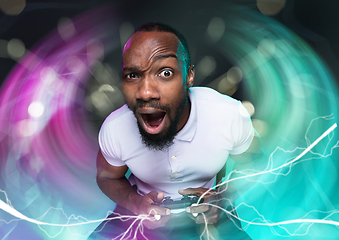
<box><xmin>98</xmin><ymin>121</ymin><xmax>126</xmax><ymax>167</ymax></box>
<box><xmin>229</xmin><ymin>101</ymin><xmax>254</xmax><ymax>155</ymax></box>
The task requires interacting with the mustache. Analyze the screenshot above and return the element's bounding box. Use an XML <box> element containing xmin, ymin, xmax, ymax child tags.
<box><xmin>134</xmin><ymin>101</ymin><xmax>170</xmax><ymax>113</ymax></box>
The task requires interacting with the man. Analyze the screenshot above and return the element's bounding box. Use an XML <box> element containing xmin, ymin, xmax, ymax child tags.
<box><xmin>90</xmin><ymin>22</ymin><xmax>254</xmax><ymax>240</ymax></box>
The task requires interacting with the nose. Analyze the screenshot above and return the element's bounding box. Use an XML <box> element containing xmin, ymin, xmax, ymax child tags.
<box><xmin>135</xmin><ymin>77</ymin><xmax>160</xmax><ymax>101</ymax></box>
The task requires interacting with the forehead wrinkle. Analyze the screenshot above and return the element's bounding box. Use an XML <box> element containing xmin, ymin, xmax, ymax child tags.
<box><xmin>122</xmin><ymin>32</ymin><xmax>181</xmax><ymax>73</ymax></box>
<box><xmin>128</xmin><ymin>47</ymin><xmax>176</xmax><ymax>73</ymax></box>
<box><xmin>148</xmin><ymin>45</ymin><xmax>174</xmax><ymax>62</ymax></box>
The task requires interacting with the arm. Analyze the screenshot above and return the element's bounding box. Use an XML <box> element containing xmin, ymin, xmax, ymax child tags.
<box><xmin>216</xmin><ymin>162</ymin><xmax>226</xmax><ymax>188</ymax></box>
<box><xmin>96</xmin><ymin>150</ymin><xmax>137</xmax><ymax>213</ymax></box>
<box><xmin>227</xmin><ymin>133</ymin><xmax>265</xmax><ymax>201</ymax></box>
<box><xmin>96</xmin><ymin>150</ymin><xmax>170</xmax><ymax>219</ymax></box>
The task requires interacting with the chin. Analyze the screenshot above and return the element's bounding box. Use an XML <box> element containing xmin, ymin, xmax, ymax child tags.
<box><xmin>137</xmin><ymin>119</ymin><xmax>176</xmax><ymax>152</ymax></box>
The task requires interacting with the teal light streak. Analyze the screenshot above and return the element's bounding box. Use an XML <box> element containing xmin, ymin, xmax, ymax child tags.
<box><xmin>213</xmin><ymin>6</ymin><xmax>339</xmax><ymax>239</ymax></box>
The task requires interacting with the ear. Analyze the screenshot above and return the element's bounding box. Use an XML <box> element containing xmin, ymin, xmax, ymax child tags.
<box><xmin>186</xmin><ymin>64</ymin><xmax>195</xmax><ymax>88</ymax></box>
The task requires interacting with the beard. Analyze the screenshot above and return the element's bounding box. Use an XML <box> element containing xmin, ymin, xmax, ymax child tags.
<box><xmin>130</xmin><ymin>91</ymin><xmax>189</xmax><ymax>151</ymax></box>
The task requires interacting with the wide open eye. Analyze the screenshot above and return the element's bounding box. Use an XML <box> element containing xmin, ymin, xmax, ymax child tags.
<box><xmin>159</xmin><ymin>69</ymin><xmax>173</xmax><ymax>78</ymax></box>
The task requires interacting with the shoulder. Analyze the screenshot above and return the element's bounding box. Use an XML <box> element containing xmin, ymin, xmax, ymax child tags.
<box><xmin>190</xmin><ymin>87</ymin><xmax>240</xmax><ymax>111</ymax></box>
<box><xmin>100</xmin><ymin>104</ymin><xmax>135</xmax><ymax>131</ymax></box>
<box><xmin>98</xmin><ymin>104</ymin><xmax>137</xmax><ymax>161</ymax></box>
<box><xmin>98</xmin><ymin>105</ymin><xmax>136</xmax><ymax>166</ymax></box>
<box><xmin>99</xmin><ymin>104</ymin><xmax>136</xmax><ymax>142</ymax></box>
<box><xmin>190</xmin><ymin>87</ymin><xmax>251</xmax><ymax>131</ymax></box>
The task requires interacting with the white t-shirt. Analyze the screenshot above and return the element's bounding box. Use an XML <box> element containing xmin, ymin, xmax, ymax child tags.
<box><xmin>98</xmin><ymin>87</ymin><xmax>254</xmax><ymax>200</ymax></box>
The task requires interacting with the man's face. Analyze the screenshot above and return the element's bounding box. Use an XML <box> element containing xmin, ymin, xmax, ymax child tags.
<box><xmin>121</xmin><ymin>31</ymin><xmax>194</xmax><ymax>151</ymax></box>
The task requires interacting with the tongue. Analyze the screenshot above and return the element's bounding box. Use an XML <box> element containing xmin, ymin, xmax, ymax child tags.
<box><xmin>147</xmin><ymin>112</ymin><xmax>165</xmax><ymax>128</ymax></box>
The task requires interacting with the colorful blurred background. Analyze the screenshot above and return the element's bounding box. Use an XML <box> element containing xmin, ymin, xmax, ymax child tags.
<box><xmin>0</xmin><ymin>0</ymin><xmax>339</xmax><ymax>239</ymax></box>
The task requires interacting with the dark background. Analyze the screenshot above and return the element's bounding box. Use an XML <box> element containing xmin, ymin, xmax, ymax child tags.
<box><xmin>1</xmin><ymin>0</ymin><xmax>338</xmax><ymax>93</ymax></box>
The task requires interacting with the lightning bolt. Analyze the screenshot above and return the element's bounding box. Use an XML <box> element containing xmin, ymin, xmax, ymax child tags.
<box><xmin>0</xmin><ymin>199</ymin><xmax>161</xmax><ymax>239</ymax></box>
<box><xmin>199</xmin><ymin>202</ymin><xmax>339</xmax><ymax>239</ymax></box>
<box><xmin>197</xmin><ymin>120</ymin><xmax>339</xmax><ymax>239</ymax></box>
<box><xmin>0</xmin><ymin>121</ymin><xmax>338</xmax><ymax>239</ymax></box>
<box><xmin>0</xmin><ymin>195</ymin><xmax>167</xmax><ymax>239</ymax></box>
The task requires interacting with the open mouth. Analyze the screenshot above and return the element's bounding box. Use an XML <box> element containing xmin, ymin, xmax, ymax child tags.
<box><xmin>138</xmin><ymin>110</ymin><xmax>167</xmax><ymax>134</ymax></box>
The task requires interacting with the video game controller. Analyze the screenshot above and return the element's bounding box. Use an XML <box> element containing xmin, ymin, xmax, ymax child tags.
<box><xmin>151</xmin><ymin>195</ymin><xmax>204</xmax><ymax>210</ymax></box>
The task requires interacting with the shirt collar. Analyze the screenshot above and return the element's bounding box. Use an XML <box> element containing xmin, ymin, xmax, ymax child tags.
<box><xmin>175</xmin><ymin>88</ymin><xmax>197</xmax><ymax>142</ymax></box>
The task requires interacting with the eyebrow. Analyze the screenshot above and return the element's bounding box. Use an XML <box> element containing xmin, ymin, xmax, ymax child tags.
<box><xmin>152</xmin><ymin>53</ymin><xmax>177</xmax><ymax>61</ymax></box>
<box><xmin>122</xmin><ymin>67</ymin><xmax>141</xmax><ymax>72</ymax></box>
<box><xmin>122</xmin><ymin>53</ymin><xmax>177</xmax><ymax>72</ymax></box>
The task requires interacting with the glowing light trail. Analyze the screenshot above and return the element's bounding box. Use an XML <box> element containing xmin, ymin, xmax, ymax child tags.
<box><xmin>0</xmin><ymin>199</ymin><xmax>155</xmax><ymax>227</ymax></box>
<box><xmin>201</xmin><ymin>123</ymin><xmax>338</xmax><ymax>201</ymax></box>
<box><xmin>0</xmin><ymin>122</ymin><xmax>337</xmax><ymax>239</ymax></box>
<box><xmin>203</xmin><ymin>203</ymin><xmax>339</xmax><ymax>227</ymax></box>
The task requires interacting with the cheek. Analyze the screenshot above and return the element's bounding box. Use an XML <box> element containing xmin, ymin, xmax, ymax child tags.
<box><xmin>122</xmin><ymin>83</ymin><xmax>133</xmax><ymax>98</ymax></box>
<box><xmin>122</xmin><ymin>86</ymin><xmax>135</xmax><ymax>106</ymax></box>
<box><xmin>165</xmin><ymin>86</ymin><xmax>186</xmax><ymax>111</ymax></box>
<box><xmin>167</xmin><ymin>80</ymin><xmax>186</xmax><ymax>96</ymax></box>
<box><xmin>163</xmin><ymin>90</ymin><xmax>181</xmax><ymax>107</ymax></box>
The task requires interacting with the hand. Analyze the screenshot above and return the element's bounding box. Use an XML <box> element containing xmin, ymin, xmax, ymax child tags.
<box><xmin>131</xmin><ymin>191</ymin><xmax>171</xmax><ymax>229</ymax></box>
<box><xmin>178</xmin><ymin>187</ymin><xmax>224</xmax><ymax>224</ymax></box>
